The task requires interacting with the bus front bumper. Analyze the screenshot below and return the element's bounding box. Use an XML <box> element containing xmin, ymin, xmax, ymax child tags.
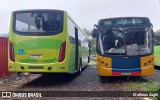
<box><xmin>97</xmin><ymin>65</ymin><xmax>154</xmax><ymax>76</ymax></box>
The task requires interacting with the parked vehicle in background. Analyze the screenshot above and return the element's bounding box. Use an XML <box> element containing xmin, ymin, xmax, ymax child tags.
<box><xmin>8</xmin><ymin>9</ymin><xmax>90</xmax><ymax>75</ymax></box>
<box><xmin>93</xmin><ymin>17</ymin><xmax>154</xmax><ymax>77</ymax></box>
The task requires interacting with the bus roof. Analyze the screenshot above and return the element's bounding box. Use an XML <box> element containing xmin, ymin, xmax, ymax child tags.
<box><xmin>13</xmin><ymin>9</ymin><xmax>66</xmax><ymax>13</ymax></box>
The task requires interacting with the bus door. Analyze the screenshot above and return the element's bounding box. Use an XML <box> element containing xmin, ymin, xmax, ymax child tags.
<box><xmin>75</xmin><ymin>27</ymin><xmax>79</xmax><ymax>70</ymax></box>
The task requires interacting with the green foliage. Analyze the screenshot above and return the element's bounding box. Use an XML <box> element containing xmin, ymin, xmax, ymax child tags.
<box><xmin>154</xmin><ymin>29</ymin><xmax>160</xmax><ymax>45</ymax></box>
<box><xmin>83</xmin><ymin>28</ymin><xmax>96</xmax><ymax>54</ymax></box>
<box><xmin>83</xmin><ymin>28</ymin><xmax>92</xmax><ymax>36</ymax></box>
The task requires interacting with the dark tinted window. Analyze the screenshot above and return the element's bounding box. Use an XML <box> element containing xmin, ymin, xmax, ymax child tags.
<box><xmin>14</xmin><ymin>10</ymin><xmax>63</xmax><ymax>36</ymax></box>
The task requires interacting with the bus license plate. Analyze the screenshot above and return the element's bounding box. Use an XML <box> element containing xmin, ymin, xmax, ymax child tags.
<box><xmin>31</xmin><ymin>55</ymin><xmax>41</xmax><ymax>59</ymax></box>
<box><xmin>121</xmin><ymin>72</ymin><xmax>131</xmax><ymax>76</ymax></box>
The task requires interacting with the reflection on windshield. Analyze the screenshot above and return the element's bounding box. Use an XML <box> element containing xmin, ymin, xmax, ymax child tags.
<box><xmin>15</xmin><ymin>11</ymin><xmax>63</xmax><ymax>33</ymax></box>
<box><xmin>98</xmin><ymin>27</ymin><xmax>152</xmax><ymax>56</ymax></box>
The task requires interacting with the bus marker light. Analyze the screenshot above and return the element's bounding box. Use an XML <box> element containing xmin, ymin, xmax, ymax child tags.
<box><xmin>9</xmin><ymin>41</ymin><xmax>15</xmax><ymax>62</ymax></box>
<box><xmin>151</xmin><ymin>58</ymin><xmax>154</xmax><ymax>61</ymax></box>
<box><xmin>98</xmin><ymin>59</ymin><xmax>100</xmax><ymax>62</ymax></box>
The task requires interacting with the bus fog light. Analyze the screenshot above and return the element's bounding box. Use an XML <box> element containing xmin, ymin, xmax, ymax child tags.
<box><xmin>20</xmin><ymin>66</ymin><xmax>24</xmax><ymax>70</ymax></box>
<box><xmin>48</xmin><ymin>67</ymin><xmax>52</xmax><ymax>70</ymax></box>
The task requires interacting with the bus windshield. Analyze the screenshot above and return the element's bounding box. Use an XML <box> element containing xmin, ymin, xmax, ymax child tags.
<box><xmin>97</xmin><ymin>27</ymin><xmax>153</xmax><ymax>56</ymax></box>
<box><xmin>13</xmin><ymin>10</ymin><xmax>63</xmax><ymax>35</ymax></box>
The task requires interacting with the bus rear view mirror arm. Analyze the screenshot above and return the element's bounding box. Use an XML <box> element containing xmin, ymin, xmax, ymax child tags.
<box><xmin>92</xmin><ymin>24</ymin><xmax>99</xmax><ymax>38</ymax></box>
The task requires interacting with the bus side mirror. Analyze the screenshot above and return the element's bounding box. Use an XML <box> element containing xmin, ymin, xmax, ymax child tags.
<box><xmin>92</xmin><ymin>24</ymin><xmax>99</xmax><ymax>38</ymax></box>
<box><xmin>92</xmin><ymin>29</ymin><xmax>98</xmax><ymax>38</ymax></box>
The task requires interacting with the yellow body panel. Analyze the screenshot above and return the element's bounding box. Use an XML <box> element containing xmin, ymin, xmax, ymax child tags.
<box><xmin>140</xmin><ymin>54</ymin><xmax>154</xmax><ymax>76</ymax></box>
<box><xmin>97</xmin><ymin>54</ymin><xmax>112</xmax><ymax>76</ymax></box>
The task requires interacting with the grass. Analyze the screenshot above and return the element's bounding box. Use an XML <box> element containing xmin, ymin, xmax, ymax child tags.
<box><xmin>89</xmin><ymin>60</ymin><xmax>97</xmax><ymax>64</ymax></box>
<box><xmin>125</xmin><ymin>81</ymin><xmax>160</xmax><ymax>91</ymax></box>
<box><xmin>125</xmin><ymin>81</ymin><xmax>160</xmax><ymax>100</ymax></box>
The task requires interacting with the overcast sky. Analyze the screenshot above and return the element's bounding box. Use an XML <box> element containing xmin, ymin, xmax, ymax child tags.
<box><xmin>0</xmin><ymin>0</ymin><xmax>160</xmax><ymax>33</ymax></box>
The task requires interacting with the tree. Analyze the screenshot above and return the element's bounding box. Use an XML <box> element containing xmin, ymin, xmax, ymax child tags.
<box><xmin>154</xmin><ymin>29</ymin><xmax>160</xmax><ymax>45</ymax></box>
<box><xmin>83</xmin><ymin>28</ymin><xmax>92</xmax><ymax>36</ymax></box>
<box><xmin>83</xmin><ymin>28</ymin><xmax>96</xmax><ymax>54</ymax></box>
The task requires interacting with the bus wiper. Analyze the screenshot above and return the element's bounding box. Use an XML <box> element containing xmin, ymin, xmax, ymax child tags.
<box><xmin>96</xmin><ymin>21</ymin><xmax>117</xmax><ymax>37</ymax></box>
<box><xmin>99</xmin><ymin>26</ymin><xmax>117</xmax><ymax>38</ymax></box>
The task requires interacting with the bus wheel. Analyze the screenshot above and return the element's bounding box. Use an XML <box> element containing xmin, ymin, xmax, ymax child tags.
<box><xmin>88</xmin><ymin>56</ymin><xmax>90</xmax><ymax>63</ymax></box>
<box><xmin>99</xmin><ymin>76</ymin><xmax>106</xmax><ymax>79</ymax></box>
<box><xmin>77</xmin><ymin>59</ymin><xmax>82</xmax><ymax>75</ymax></box>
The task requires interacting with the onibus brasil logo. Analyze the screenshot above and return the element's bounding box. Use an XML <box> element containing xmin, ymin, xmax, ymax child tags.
<box><xmin>1</xmin><ymin>92</ymin><xmax>42</xmax><ymax>98</ymax></box>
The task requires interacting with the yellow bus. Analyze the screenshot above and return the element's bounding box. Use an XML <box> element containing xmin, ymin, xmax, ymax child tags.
<box><xmin>8</xmin><ymin>9</ymin><xmax>90</xmax><ymax>75</ymax></box>
<box><xmin>93</xmin><ymin>17</ymin><xmax>154</xmax><ymax>77</ymax></box>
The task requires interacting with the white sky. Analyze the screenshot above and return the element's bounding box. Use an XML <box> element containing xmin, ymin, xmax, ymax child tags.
<box><xmin>0</xmin><ymin>0</ymin><xmax>160</xmax><ymax>33</ymax></box>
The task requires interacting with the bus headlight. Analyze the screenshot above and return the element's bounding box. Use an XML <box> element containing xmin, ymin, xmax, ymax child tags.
<box><xmin>101</xmin><ymin>61</ymin><xmax>104</xmax><ymax>65</ymax></box>
<box><xmin>144</xmin><ymin>60</ymin><xmax>152</xmax><ymax>67</ymax></box>
<box><xmin>144</xmin><ymin>63</ymin><xmax>147</xmax><ymax>66</ymax></box>
<box><xmin>148</xmin><ymin>60</ymin><xmax>151</xmax><ymax>64</ymax></box>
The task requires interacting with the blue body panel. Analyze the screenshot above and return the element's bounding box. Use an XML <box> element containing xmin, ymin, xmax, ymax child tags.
<box><xmin>112</xmin><ymin>57</ymin><xmax>141</xmax><ymax>72</ymax></box>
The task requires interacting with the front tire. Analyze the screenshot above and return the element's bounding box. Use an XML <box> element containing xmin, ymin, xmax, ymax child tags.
<box><xmin>88</xmin><ymin>56</ymin><xmax>90</xmax><ymax>63</ymax></box>
<box><xmin>99</xmin><ymin>76</ymin><xmax>107</xmax><ymax>80</ymax></box>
